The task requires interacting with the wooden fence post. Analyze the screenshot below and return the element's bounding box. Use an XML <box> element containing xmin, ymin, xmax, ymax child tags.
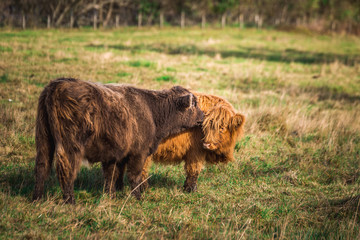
<box><xmin>138</xmin><ymin>12</ymin><xmax>142</xmax><ymax>28</ymax></box>
<box><xmin>255</xmin><ymin>14</ymin><xmax>259</xmax><ymax>28</ymax></box>
<box><xmin>331</xmin><ymin>21</ymin><xmax>336</xmax><ymax>32</ymax></box>
<box><xmin>47</xmin><ymin>15</ymin><xmax>51</xmax><ymax>29</ymax></box>
<box><xmin>181</xmin><ymin>11</ymin><xmax>185</xmax><ymax>29</ymax></box>
<box><xmin>116</xmin><ymin>14</ymin><xmax>119</xmax><ymax>28</ymax></box>
<box><xmin>93</xmin><ymin>13</ymin><xmax>97</xmax><ymax>30</ymax></box>
<box><xmin>70</xmin><ymin>10</ymin><xmax>74</xmax><ymax>28</ymax></box>
<box><xmin>258</xmin><ymin>15</ymin><xmax>263</xmax><ymax>28</ymax></box>
<box><xmin>160</xmin><ymin>11</ymin><xmax>164</xmax><ymax>28</ymax></box>
<box><xmin>239</xmin><ymin>14</ymin><xmax>244</xmax><ymax>29</ymax></box>
<box><xmin>221</xmin><ymin>13</ymin><xmax>226</xmax><ymax>28</ymax></box>
<box><xmin>201</xmin><ymin>13</ymin><xmax>206</xmax><ymax>29</ymax></box>
<box><xmin>22</xmin><ymin>13</ymin><xmax>26</xmax><ymax>29</ymax></box>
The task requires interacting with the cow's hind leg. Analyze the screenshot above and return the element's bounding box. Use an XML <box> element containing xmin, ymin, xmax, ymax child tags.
<box><xmin>102</xmin><ymin>159</ymin><xmax>121</xmax><ymax>196</ymax></box>
<box><xmin>55</xmin><ymin>146</ymin><xmax>82</xmax><ymax>204</ymax></box>
<box><xmin>33</xmin><ymin>139</ymin><xmax>55</xmax><ymax>201</ymax></box>
<box><xmin>33</xmin><ymin>100</ymin><xmax>55</xmax><ymax>201</ymax></box>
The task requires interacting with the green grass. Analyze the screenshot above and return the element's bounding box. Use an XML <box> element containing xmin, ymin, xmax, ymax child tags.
<box><xmin>0</xmin><ymin>27</ymin><xmax>359</xmax><ymax>239</ymax></box>
<box><xmin>155</xmin><ymin>75</ymin><xmax>177</xmax><ymax>82</ymax></box>
<box><xmin>116</xmin><ymin>72</ymin><xmax>132</xmax><ymax>78</ymax></box>
<box><xmin>0</xmin><ymin>45</ymin><xmax>12</xmax><ymax>52</ymax></box>
<box><xmin>0</xmin><ymin>74</ymin><xmax>8</xmax><ymax>83</ymax></box>
<box><xmin>126</xmin><ymin>60</ymin><xmax>155</xmax><ymax>68</ymax></box>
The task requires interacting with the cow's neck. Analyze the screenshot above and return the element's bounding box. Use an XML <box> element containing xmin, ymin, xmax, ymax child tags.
<box><xmin>143</xmin><ymin>92</ymin><xmax>183</xmax><ymax>154</ymax></box>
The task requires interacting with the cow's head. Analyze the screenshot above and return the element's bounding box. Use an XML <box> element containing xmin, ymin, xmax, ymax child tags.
<box><xmin>202</xmin><ymin>105</ymin><xmax>245</xmax><ymax>162</ymax></box>
<box><xmin>171</xmin><ymin>86</ymin><xmax>204</xmax><ymax>130</ymax></box>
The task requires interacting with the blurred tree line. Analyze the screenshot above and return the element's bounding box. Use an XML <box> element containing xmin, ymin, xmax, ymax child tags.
<box><xmin>0</xmin><ymin>0</ymin><xmax>359</xmax><ymax>34</ymax></box>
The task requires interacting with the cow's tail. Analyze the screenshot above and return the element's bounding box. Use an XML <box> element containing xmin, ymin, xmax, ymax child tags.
<box><xmin>33</xmin><ymin>89</ymin><xmax>55</xmax><ymax>201</ymax></box>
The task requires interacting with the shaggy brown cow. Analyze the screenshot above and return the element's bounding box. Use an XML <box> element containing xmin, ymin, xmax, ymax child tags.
<box><xmin>141</xmin><ymin>93</ymin><xmax>245</xmax><ymax>192</ymax></box>
<box><xmin>33</xmin><ymin>78</ymin><xmax>204</xmax><ymax>203</ymax></box>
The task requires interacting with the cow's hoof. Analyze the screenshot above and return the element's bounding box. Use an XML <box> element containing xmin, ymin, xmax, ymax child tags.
<box><xmin>183</xmin><ymin>184</ymin><xmax>197</xmax><ymax>193</ymax></box>
<box><xmin>63</xmin><ymin>196</ymin><xmax>75</xmax><ymax>204</ymax></box>
<box><xmin>132</xmin><ymin>189</ymin><xmax>142</xmax><ymax>200</ymax></box>
<box><xmin>139</xmin><ymin>181</ymin><xmax>149</xmax><ymax>192</ymax></box>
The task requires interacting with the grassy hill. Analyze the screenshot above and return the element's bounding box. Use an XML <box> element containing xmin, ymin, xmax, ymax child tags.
<box><xmin>0</xmin><ymin>27</ymin><xmax>359</xmax><ymax>239</ymax></box>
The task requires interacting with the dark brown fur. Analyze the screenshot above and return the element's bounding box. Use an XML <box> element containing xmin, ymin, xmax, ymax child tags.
<box><xmin>33</xmin><ymin>78</ymin><xmax>204</xmax><ymax>203</ymax></box>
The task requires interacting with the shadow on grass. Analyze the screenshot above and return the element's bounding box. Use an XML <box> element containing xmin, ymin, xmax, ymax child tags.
<box><xmin>147</xmin><ymin>172</ymin><xmax>180</xmax><ymax>189</ymax></box>
<box><xmin>0</xmin><ymin>162</ymin><xmax>105</xmax><ymax>200</ymax></box>
<box><xmin>302</xmin><ymin>85</ymin><xmax>360</xmax><ymax>103</ymax></box>
<box><xmin>0</xmin><ymin>161</ymin><xmax>182</xmax><ymax>201</ymax></box>
<box><xmin>86</xmin><ymin>43</ymin><xmax>360</xmax><ymax>66</ymax></box>
<box><xmin>74</xmin><ymin>166</ymin><xmax>104</xmax><ymax>193</ymax></box>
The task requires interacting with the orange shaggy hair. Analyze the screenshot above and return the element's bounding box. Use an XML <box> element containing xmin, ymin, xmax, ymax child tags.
<box><xmin>142</xmin><ymin>92</ymin><xmax>245</xmax><ymax>192</ymax></box>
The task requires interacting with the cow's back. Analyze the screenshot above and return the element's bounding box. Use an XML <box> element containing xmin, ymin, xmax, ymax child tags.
<box><xmin>43</xmin><ymin>79</ymin><xmax>140</xmax><ymax>162</ymax></box>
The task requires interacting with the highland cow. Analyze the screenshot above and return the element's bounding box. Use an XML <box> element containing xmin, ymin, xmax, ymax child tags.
<box><xmin>141</xmin><ymin>93</ymin><xmax>245</xmax><ymax>192</ymax></box>
<box><xmin>33</xmin><ymin>78</ymin><xmax>204</xmax><ymax>203</ymax></box>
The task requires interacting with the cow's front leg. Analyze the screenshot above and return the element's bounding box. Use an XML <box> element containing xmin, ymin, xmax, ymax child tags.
<box><xmin>184</xmin><ymin>174</ymin><xmax>200</xmax><ymax>192</ymax></box>
<box><xmin>116</xmin><ymin>159</ymin><xmax>127</xmax><ymax>191</ymax></box>
<box><xmin>126</xmin><ymin>154</ymin><xmax>146</xmax><ymax>200</ymax></box>
<box><xmin>183</xmin><ymin>153</ymin><xmax>205</xmax><ymax>192</ymax></box>
<box><xmin>140</xmin><ymin>156</ymin><xmax>153</xmax><ymax>191</ymax></box>
<box><xmin>102</xmin><ymin>159</ymin><xmax>120</xmax><ymax>197</ymax></box>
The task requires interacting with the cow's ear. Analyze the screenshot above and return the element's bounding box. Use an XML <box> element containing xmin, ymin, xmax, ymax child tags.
<box><xmin>171</xmin><ymin>86</ymin><xmax>185</xmax><ymax>92</ymax></box>
<box><xmin>176</xmin><ymin>94</ymin><xmax>193</xmax><ymax>110</ymax></box>
<box><xmin>230</xmin><ymin>113</ymin><xmax>245</xmax><ymax>131</ymax></box>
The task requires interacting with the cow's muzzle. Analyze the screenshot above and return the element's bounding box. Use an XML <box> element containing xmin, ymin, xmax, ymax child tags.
<box><xmin>203</xmin><ymin>142</ymin><xmax>217</xmax><ymax>150</ymax></box>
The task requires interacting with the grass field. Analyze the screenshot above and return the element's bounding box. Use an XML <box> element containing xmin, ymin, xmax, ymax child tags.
<box><xmin>0</xmin><ymin>27</ymin><xmax>359</xmax><ymax>239</ymax></box>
